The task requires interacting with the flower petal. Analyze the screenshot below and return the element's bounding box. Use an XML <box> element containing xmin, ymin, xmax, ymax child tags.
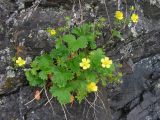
<box><xmin>80</xmin><ymin>63</ymin><xmax>83</xmax><ymax>67</ymax></box>
<box><xmin>86</xmin><ymin>59</ymin><xmax>90</xmax><ymax>63</ymax></box>
<box><xmin>106</xmin><ymin>65</ymin><xmax>111</xmax><ymax>68</ymax></box>
<box><xmin>105</xmin><ymin>57</ymin><xmax>109</xmax><ymax>61</ymax></box>
<box><xmin>101</xmin><ymin>58</ymin><xmax>104</xmax><ymax>63</ymax></box>
<box><xmin>102</xmin><ymin>64</ymin><xmax>106</xmax><ymax>68</ymax></box>
<box><xmin>83</xmin><ymin>66</ymin><xmax>87</xmax><ymax>70</ymax></box>
<box><xmin>87</xmin><ymin>64</ymin><xmax>90</xmax><ymax>68</ymax></box>
<box><xmin>82</xmin><ymin>58</ymin><xmax>87</xmax><ymax>62</ymax></box>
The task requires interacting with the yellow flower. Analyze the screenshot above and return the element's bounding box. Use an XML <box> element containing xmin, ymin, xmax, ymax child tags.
<box><xmin>115</xmin><ymin>11</ymin><xmax>124</xmax><ymax>20</ymax></box>
<box><xmin>50</xmin><ymin>29</ymin><xmax>56</xmax><ymax>36</ymax></box>
<box><xmin>87</xmin><ymin>82</ymin><xmax>98</xmax><ymax>92</ymax></box>
<box><xmin>131</xmin><ymin>13</ymin><xmax>139</xmax><ymax>23</ymax></box>
<box><xmin>101</xmin><ymin>57</ymin><xmax>112</xmax><ymax>68</ymax></box>
<box><xmin>79</xmin><ymin>58</ymin><xmax>90</xmax><ymax>70</ymax></box>
<box><xmin>16</xmin><ymin>57</ymin><xmax>26</xmax><ymax>66</ymax></box>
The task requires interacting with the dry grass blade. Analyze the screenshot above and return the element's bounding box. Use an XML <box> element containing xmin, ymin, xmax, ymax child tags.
<box><xmin>44</xmin><ymin>86</ymin><xmax>56</xmax><ymax>116</ymax></box>
<box><xmin>61</xmin><ymin>104</ymin><xmax>68</xmax><ymax>120</ymax></box>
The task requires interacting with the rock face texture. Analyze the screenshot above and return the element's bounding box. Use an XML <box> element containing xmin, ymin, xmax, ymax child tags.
<box><xmin>0</xmin><ymin>0</ymin><xmax>160</xmax><ymax>120</ymax></box>
<box><xmin>110</xmin><ymin>55</ymin><xmax>160</xmax><ymax>120</ymax></box>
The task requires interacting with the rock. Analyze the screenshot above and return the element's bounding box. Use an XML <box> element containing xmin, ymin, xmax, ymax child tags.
<box><xmin>110</xmin><ymin>54</ymin><xmax>160</xmax><ymax>120</ymax></box>
<box><xmin>0</xmin><ymin>3</ymin><xmax>73</xmax><ymax>95</ymax></box>
<box><xmin>0</xmin><ymin>85</ymin><xmax>112</xmax><ymax>120</ymax></box>
<box><xmin>0</xmin><ymin>0</ymin><xmax>160</xmax><ymax>120</ymax></box>
<box><xmin>140</xmin><ymin>0</ymin><xmax>160</xmax><ymax>20</ymax></box>
<box><xmin>0</xmin><ymin>1</ymin><xmax>112</xmax><ymax>120</ymax></box>
<box><xmin>0</xmin><ymin>0</ymin><xmax>16</xmax><ymax>21</ymax></box>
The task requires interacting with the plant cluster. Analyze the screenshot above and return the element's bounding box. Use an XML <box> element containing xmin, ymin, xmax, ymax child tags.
<box><xmin>112</xmin><ymin>5</ymin><xmax>139</xmax><ymax>40</ymax></box>
<box><xmin>24</xmin><ymin>19</ymin><xmax>121</xmax><ymax>104</ymax></box>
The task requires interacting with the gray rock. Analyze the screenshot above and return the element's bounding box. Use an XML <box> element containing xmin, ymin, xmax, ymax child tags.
<box><xmin>111</xmin><ymin>54</ymin><xmax>160</xmax><ymax>120</ymax></box>
<box><xmin>0</xmin><ymin>0</ymin><xmax>160</xmax><ymax>120</ymax></box>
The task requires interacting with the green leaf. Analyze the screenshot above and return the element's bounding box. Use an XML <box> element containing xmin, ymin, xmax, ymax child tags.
<box><xmin>99</xmin><ymin>76</ymin><xmax>107</xmax><ymax>86</ymax></box>
<box><xmin>81</xmin><ymin>23</ymin><xmax>91</xmax><ymax>35</ymax></box>
<box><xmin>72</xmin><ymin>27</ymin><xmax>81</xmax><ymax>36</ymax></box>
<box><xmin>50</xmin><ymin>46</ymin><xmax>69</xmax><ymax>59</ymax></box>
<box><xmin>63</xmin><ymin>34</ymin><xmax>77</xmax><ymax>51</ymax></box>
<box><xmin>50</xmin><ymin>86</ymin><xmax>71</xmax><ymax>104</ymax></box>
<box><xmin>63</xmin><ymin>34</ymin><xmax>76</xmax><ymax>43</ymax></box>
<box><xmin>77</xmin><ymin>36</ymin><xmax>88</xmax><ymax>49</ymax></box>
<box><xmin>86</xmin><ymin>33</ymin><xmax>95</xmax><ymax>42</ymax></box>
<box><xmin>55</xmin><ymin>38</ymin><xmax>63</xmax><ymax>49</ymax></box>
<box><xmin>75</xmin><ymin>80</ymin><xmax>88</xmax><ymax>103</ymax></box>
<box><xmin>72</xmin><ymin>23</ymin><xmax>92</xmax><ymax>36</ymax></box>
<box><xmin>89</xmin><ymin>48</ymin><xmax>105</xmax><ymax>68</ymax></box>
<box><xmin>25</xmin><ymin>70</ymin><xmax>44</xmax><ymax>86</ymax></box>
<box><xmin>76</xmin><ymin>90</ymin><xmax>87</xmax><ymax>103</ymax></box>
<box><xmin>39</xmin><ymin>71</ymin><xmax>48</xmax><ymax>80</ymax></box>
<box><xmin>63</xmin><ymin>35</ymin><xmax>88</xmax><ymax>52</ymax></box>
<box><xmin>52</xmin><ymin>69</ymin><xmax>73</xmax><ymax>87</ymax></box>
<box><xmin>31</xmin><ymin>68</ymin><xmax>38</xmax><ymax>75</ymax></box>
<box><xmin>67</xmin><ymin>80</ymin><xmax>80</xmax><ymax>90</ymax></box>
<box><xmin>66</xmin><ymin>56</ymin><xmax>81</xmax><ymax>73</ymax></box>
<box><xmin>111</xmin><ymin>29</ymin><xmax>122</xmax><ymax>39</ymax></box>
<box><xmin>84</xmin><ymin>71</ymin><xmax>97</xmax><ymax>83</ymax></box>
<box><xmin>37</xmin><ymin>54</ymin><xmax>52</xmax><ymax>70</ymax></box>
<box><xmin>86</xmin><ymin>33</ymin><xmax>97</xmax><ymax>49</ymax></box>
<box><xmin>89</xmin><ymin>41</ymin><xmax>97</xmax><ymax>49</ymax></box>
<box><xmin>31</xmin><ymin>60</ymin><xmax>37</xmax><ymax>68</ymax></box>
